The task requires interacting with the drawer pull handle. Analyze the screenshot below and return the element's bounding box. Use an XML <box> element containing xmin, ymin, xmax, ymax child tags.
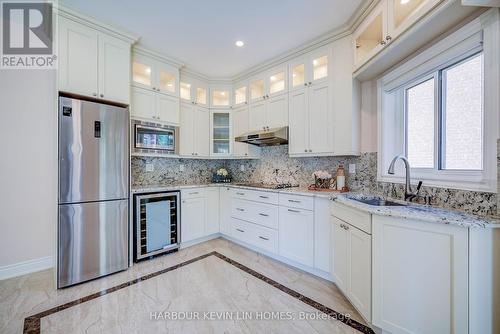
<box><xmin>236</xmin><ymin>228</ymin><xmax>245</xmax><ymax>233</ymax></box>
<box><xmin>259</xmin><ymin>195</ymin><xmax>269</xmax><ymax>199</ymax></box>
<box><xmin>189</xmin><ymin>192</ymin><xmax>199</xmax><ymax>195</ymax></box>
<box><xmin>288</xmin><ymin>209</ymin><xmax>300</xmax><ymax>213</ymax></box>
<box><xmin>288</xmin><ymin>199</ymin><xmax>301</xmax><ymax>203</ymax></box>
<box><xmin>236</xmin><ymin>208</ymin><xmax>245</xmax><ymax>212</ymax></box>
<box><xmin>259</xmin><ymin>213</ymin><xmax>269</xmax><ymax>217</ymax></box>
<box><xmin>236</xmin><ymin>192</ymin><xmax>245</xmax><ymax>196</ymax></box>
<box><xmin>259</xmin><ymin>236</ymin><xmax>269</xmax><ymax>241</ymax></box>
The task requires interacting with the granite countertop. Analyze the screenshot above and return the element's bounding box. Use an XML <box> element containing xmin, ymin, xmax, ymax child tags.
<box><xmin>132</xmin><ymin>183</ymin><xmax>499</xmax><ymax>229</ymax></box>
<box><xmin>331</xmin><ymin>193</ymin><xmax>499</xmax><ymax>229</ymax></box>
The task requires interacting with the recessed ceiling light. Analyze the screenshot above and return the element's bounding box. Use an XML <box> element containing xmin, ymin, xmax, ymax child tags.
<box><xmin>400</xmin><ymin>0</ymin><xmax>410</xmax><ymax>4</ymax></box>
<box><xmin>235</xmin><ymin>40</ymin><xmax>245</xmax><ymax>47</ymax></box>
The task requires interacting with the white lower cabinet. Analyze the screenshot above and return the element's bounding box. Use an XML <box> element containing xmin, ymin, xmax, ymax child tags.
<box><xmin>180</xmin><ymin>188</ymin><xmax>219</xmax><ymax>244</ymax></box>
<box><xmin>205</xmin><ymin>188</ymin><xmax>220</xmax><ymax>235</ymax></box>
<box><xmin>372</xmin><ymin>215</ymin><xmax>468</xmax><ymax>334</ymax></box>
<box><xmin>331</xmin><ymin>207</ymin><xmax>372</xmax><ymax>322</ymax></box>
<box><xmin>181</xmin><ymin>196</ymin><xmax>206</xmax><ymax>243</ymax></box>
<box><xmin>278</xmin><ymin>206</ymin><xmax>314</xmax><ymax>267</ymax></box>
<box><xmin>219</xmin><ymin>187</ymin><xmax>232</xmax><ymax>236</ymax></box>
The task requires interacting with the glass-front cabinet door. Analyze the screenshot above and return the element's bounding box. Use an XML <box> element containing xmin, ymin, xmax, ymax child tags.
<box><xmin>388</xmin><ymin>0</ymin><xmax>439</xmax><ymax>40</ymax></box>
<box><xmin>132</xmin><ymin>53</ymin><xmax>179</xmax><ymax>97</ymax></box>
<box><xmin>250</xmin><ymin>78</ymin><xmax>265</xmax><ymax>102</ymax></box>
<box><xmin>211</xmin><ymin>89</ymin><xmax>230</xmax><ymax>107</ymax></box>
<box><xmin>268</xmin><ymin>68</ymin><xmax>286</xmax><ymax>97</ymax></box>
<box><xmin>180</xmin><ymin>82</ymin><xmax>192</xmax><ymax>101</ymax></box>
<box><xmin>210</xmin><ymin>110</ymin><xmax>232</xmax><ymax>156</ymax></box>
<box><xmin>234</xmin><ymin>84</ymin><xmax>247</xmax><ymax>106</ymax></box>
<box><xmin>196</xmin><ymin>87</ymin><xmax>207</xmax><ymax>106</ymax></box>
<box><xmin>288</xmin><ymin>48</ymin><xmax>330</xmax><ymax>90</ymax></box>
<box><xmin>353</xmin><ymin>0</ymin><xmax>387</xmax><ymax>68</ymax></box>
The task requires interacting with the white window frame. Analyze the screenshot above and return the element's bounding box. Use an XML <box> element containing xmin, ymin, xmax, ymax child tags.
<box><xmin>377</xmin><ymin>9</ymin><xmax>500</xmax><ymax>192</ymax></box>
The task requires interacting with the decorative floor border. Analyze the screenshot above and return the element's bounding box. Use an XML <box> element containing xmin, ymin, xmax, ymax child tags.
<box><xmin>24</xmin><ymin>251</ymin><xmax>374</xmax><ymax>334</ymax></box>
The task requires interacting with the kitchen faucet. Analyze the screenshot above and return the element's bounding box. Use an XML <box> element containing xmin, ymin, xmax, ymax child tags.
<box><xmin>387</xmin><ymin>155</ymin><xmax>422</xmax><ymax>202</ymax></box>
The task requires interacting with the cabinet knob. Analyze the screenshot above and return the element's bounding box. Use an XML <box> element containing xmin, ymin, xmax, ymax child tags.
<box><xmin>308</xmin><ymin>82</ymin><xmax>312</xmax><ymax>85</ymax></box>
<box><xmin>92</xmin><ymin>93</ymin><xmax>97</xmax><ymax>97</ymax></box>
<box><xmin>386</xmin><ymin>35</ymin><xmax>392</xmax><ymax>41</ymax></box>
<box><xmin>381</xmin><ymin>40</ymin><xmax>386</xmax><ymax>46</ymax></box>
<box><xmin>262</xmin><ymin>96</ymin><xmax>266</xmax><ymax>99</ymax></box>
<box><xmin>266</xmin><ymin>94</ymin><xmax>269</xmax><ymax>98</ymax></box>
<box><xmin>309</xmin><ymin>149</ymin><xmax>312</xmax><ymax>152</ymax></box>
<box><xmin>304</xmin><ymin>149</ymin><xmax>307</xmax><ymax>152</ymax></box>
<box><xmin>304</xmin><ymin>83</ymin><xmax>307</xmax><ymax>87</ymax></box>
<box><xmin>100</xmin><ymin>94</ymin><xmax>104</xmax><ymax>98</ymax></box>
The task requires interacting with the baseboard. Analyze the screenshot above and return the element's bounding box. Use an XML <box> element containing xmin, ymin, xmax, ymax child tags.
<box><xmin>179</xmin><ymin>233</ymin><xmax>221</xmax><ymax>249</ymax></box>
<box><xmin>0</xmin><ymin>256</ymin><xmax>54</xmax><ymax>281</ymax></box>
<box><xmin>221</xmin><ymin>234</ymin><xmax>334</xmax><ymax>282</ymax></box>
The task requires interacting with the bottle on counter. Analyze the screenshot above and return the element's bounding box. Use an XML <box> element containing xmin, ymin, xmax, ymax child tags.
<box><xmin>336</xmin><ymin>165</ymin><xmax>346</xmax><ymax>191</ymax></box>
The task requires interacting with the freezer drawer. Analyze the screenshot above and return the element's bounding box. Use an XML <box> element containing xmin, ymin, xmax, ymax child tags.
<box><xmin>59</xmin><ymin>96</ymin><xmax>129</xmax><ymax>203</ymax></box>
<box><xmin>58</xmin><ymin>200</ymin><xmax>128</xmax><ymax>288</ymax></box>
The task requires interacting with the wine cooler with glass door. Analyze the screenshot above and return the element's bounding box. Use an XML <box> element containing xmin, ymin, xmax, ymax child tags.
<box><xmin>134</xmin><ymin>191</ymin><xmax>180</xmax><ymax>261</ymax></box>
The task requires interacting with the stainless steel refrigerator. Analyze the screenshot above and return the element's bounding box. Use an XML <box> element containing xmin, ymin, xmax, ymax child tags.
<box><xmin>58</xmin><ymin>96</ymin><xmax>129</xmax><ymax>288</ymax></box>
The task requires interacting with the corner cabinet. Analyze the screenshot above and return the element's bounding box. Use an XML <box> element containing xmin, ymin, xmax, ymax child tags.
<box><xmin>179</xmin><ymin>102</ymin><xmax>210</xmax><ymax>157</ymax></box>
<box><xmin>288</xmin><ymin>47</ymin><xmax>334</xmax><ymax>156</ymax></box>
<box><xmin>58</xmin><ymin>16</ymin><xmax>133</xmax><ymax>104</ymax></box>
<box><xmin>353</xmin><ymin>0</ymin><xmax>442</xmax><ymax>70</ymax></box>
<box><xmin>372</xmin><ymin>215</ymin><xmax>468</xmax><ymax>334</ymax></box>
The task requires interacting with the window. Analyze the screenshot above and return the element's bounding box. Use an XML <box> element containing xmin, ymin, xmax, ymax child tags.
<box><xmin>405</xmin><ymin>53</ymin><xmax>483</xmax><ymax>171</ymax></box>
<box><xmin>378</xmin><ymin>14</ymin><xmax>498</xmax><ymax>192</ymax></box>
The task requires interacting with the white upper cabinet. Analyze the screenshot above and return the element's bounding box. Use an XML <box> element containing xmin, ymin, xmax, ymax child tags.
<box><xmin>233</xmin><ymin>82</ymin><xmax>248</xmax><ymax>107</ymax></box>
<box><xmin>132</xmin><ymin>52</ymin><xmax>179</xmax><ymax>97</ymax></box>
<box><xmin>289</xmin><ymin>50</ymin><xmax>329</xmax><ymax>92</ymax></box>
<box><xmin>210</xmin><ymin>84</ymin><xmax>232</xmax><ymax>108</ymax></box>
<box><xmin>233</xmin><ymin>105</ymin><xmax>261</xmax><ymax>158</ymax></box>
<box><xmin>288</xmin><ymin>46</ymin><xmax>334</xmax><ymax>156</ymax></box>
<box><xmin>249</xmin><ymin>65</ymin><xmax>288</xmax><ymax>103</ymax></box>
<box><xmin>210</xmin><ymin>109</ymin><xmax>232</xmax><ymax>157</ymax></box>
<box><xmin>180</xmin><ymin>102</ymin><xmax>210</xmax><ymax>157</ymax></box>
<box><xmin>59</xmin><ymin>16</ymin><xmax>132</xmax><ymax>104</ymax></box>
<box><xmin>354</xmin><ymin>0</ymin><xmax>442</xmax><ymax>69</ymax></box>
<box><xmin>180</xmin><ymin>76</ymin><xmax>209</xmax><ymax>106</ymax></box>
<box><xmin>131</xmin><ymin>49</ymin><xmax>181</xmax><ymax>124</ymax></box>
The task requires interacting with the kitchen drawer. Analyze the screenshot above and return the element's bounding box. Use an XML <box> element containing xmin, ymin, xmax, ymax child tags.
<box><xmin>231</xmin><ymin>188</ymin><xmax>279</xmax><ymax>205</ymax></box>
<box><xmin>181</xmin><ymin>188</ymin><xmax>206</xmax><ymax>199</ymax></box>
<box><xmin>232</xmin><ymin>219</ymin><xmax>254</xmax><ymax>244</ymax></box>
<box><xmin>231</xmin><ymin>218</ymin><xmax>278</xmax><ymax>254</ymax></box>
<box><xmin>231</xmin><ymin>198</ymin><xmax>279</xmax><ymax>229</ymax></box>
<box><xmin>279</xmin><ymin>193</ymin><xmax>314</xmax><ymax>210</ymax></box>
<box><xmin>331</xmin><ymin>201</ymin><xmax>371</xmax><ymax>234</ymax></box>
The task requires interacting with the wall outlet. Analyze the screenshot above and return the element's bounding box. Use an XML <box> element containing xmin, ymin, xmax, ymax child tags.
<box><xmin>348</xmin><ymin>163</ymin><xmax>356</xmax><ymax>174</ymax></box>
<box><xmin>179</xmin><ymin>164</ymin><xmax>185</xmax><ymax>172</ymax></box>
<box><xmin>240</xmin><ymin>164</ymin><xmax>245</xmax><ymax>172</ymax></box>
<box><xmin>145</xmin><ymin>162</ymin><xmax>154</xmax><ymax>172</ymax></box>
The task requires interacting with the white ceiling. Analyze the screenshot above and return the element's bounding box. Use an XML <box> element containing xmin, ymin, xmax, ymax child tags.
<box><xmin>61</xmin><ymin>0</ymin><xmax>365</xmax><ymax>78</ymax></box>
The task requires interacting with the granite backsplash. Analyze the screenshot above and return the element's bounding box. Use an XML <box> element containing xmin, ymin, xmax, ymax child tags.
<box><xmin>131</xmin><ymin>145</ymin><xmax>497</xmax><ymax>216</ymax></box>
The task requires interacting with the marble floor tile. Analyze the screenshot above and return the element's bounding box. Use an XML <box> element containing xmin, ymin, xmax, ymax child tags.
<box><xmin>0</xmin><ymin>238</ymin><xmax>370</xmax><ymax>334</ymax></box>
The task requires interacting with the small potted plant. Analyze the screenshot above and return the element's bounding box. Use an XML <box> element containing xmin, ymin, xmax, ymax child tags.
<box><xmin>213</xmin><ymin>167</ymin><xmax>231</xmax><ymax>183</ymax></box>
<box><xmin>312</xmin><ymin>170</ymin><xmax>333</xmax><ymax>189</ymax></box>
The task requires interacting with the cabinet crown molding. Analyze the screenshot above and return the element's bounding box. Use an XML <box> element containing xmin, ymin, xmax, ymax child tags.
<box><xmin>133</xmin><ymin>45</ymin><xmax>184</xmax><ymax>69</ymax></box>
<box><xmin>55</xmin><ymin>5</ymin><xmax>139</xmax><ymax>44</ymax></box>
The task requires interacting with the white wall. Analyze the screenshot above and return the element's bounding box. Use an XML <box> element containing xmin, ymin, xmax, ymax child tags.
<box><xmin>360</xmin><ymin>80</ymin><xmax>378</xmax><ymax>153</ymax></box>
<box><xmin>0</xmin><ymin>70</ymin><xmax>57</xmax><ymax>278</ymax></box>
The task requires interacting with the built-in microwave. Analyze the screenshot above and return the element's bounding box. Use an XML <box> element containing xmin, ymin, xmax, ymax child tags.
<box><xmin>132</xmin><ymin>119</ymin><xmax>179</xmax><ymax>156</ymax></box>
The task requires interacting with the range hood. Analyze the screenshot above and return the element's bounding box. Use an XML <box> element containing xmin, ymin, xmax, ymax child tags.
<box><xmin>235</xmin><ymin>126</ymin><xmax>288</xmax><ymax>146</ymax></box>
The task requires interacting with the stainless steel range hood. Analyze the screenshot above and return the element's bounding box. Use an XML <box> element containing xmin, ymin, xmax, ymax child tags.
<box><xmin>235</xmin><ymin>126</ymin><xmax>288</xmax><ymax>146</ymax></box>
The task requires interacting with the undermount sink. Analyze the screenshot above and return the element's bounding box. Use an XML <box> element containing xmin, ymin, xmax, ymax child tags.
<box><xmin>346</xmin><ymin>196</ymin><xmax>407</xmax><ymax>207</ymax></box>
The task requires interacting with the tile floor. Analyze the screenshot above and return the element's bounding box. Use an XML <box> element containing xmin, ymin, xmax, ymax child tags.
<box><xmin>0</xmin><ymin>238</ymin><xmax>370</xmax><ymax>334</ymax></box>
